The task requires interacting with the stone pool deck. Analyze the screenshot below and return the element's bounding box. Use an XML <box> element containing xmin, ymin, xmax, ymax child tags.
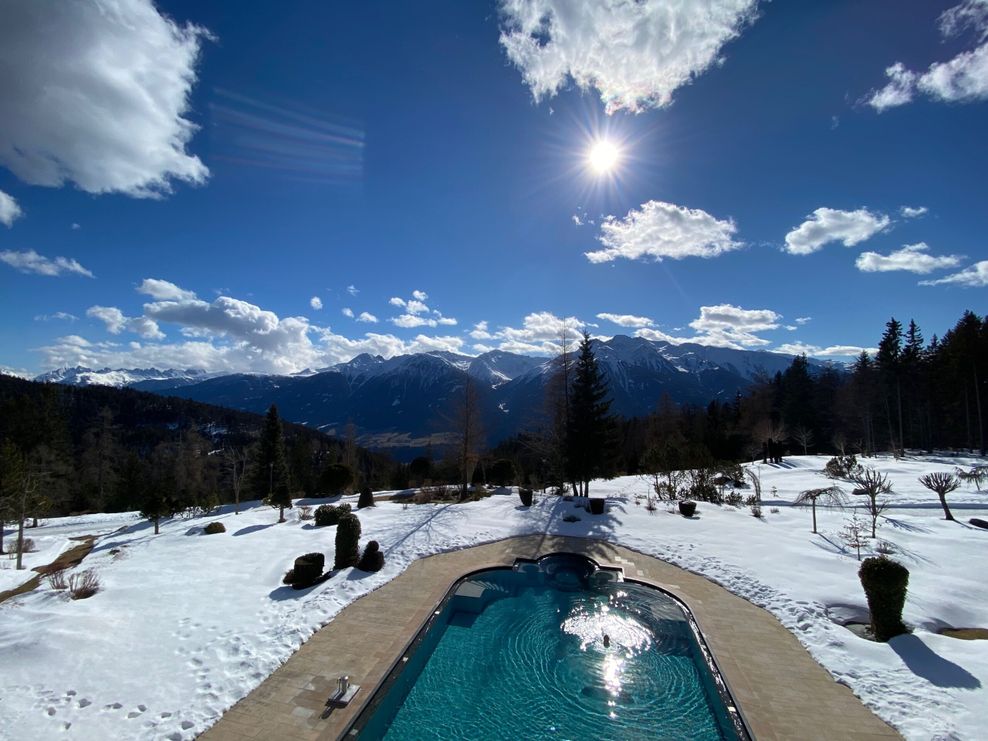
<box><xmin>200</xmin><ymin>535</ymin><xmax>900</xmax><ymax>741</ymax></box>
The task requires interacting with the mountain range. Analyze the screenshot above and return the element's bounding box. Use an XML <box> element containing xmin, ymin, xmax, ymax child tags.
<box><xmin>34</xmin><ymin>336</ymin><xmax>827</xmax><ymax>456</ymax></box>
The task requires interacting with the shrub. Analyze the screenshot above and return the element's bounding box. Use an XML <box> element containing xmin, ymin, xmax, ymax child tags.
<box><xmin>298</xmin><ymin>505</ymin><xmax>313</xmax><ymax>521</ymax></box>
<box><xmin>69</xmin><ymin>570</ymin><xmax>100</xmax><ymax>600</ymax></box>
<box><xmin>334</xmin><ymin>514</ymin><xmax>362</xmax><ymax>569</ymax></box>
<box><xmin>724</xmin><ymin>491</ymin><xmax>743</xmax><ymax>507</ymax></box>
<box><xmin>292</xmin><ymin>552</ymin><xmax>324</xmax><ymax>588</ymax></box>
<box><xmin>750</xmin><ymin>505</ymin><xmax>763</xmax><ymax>518</ymax></box>
<box><xmin>518</xmin><ymin>488</ymin><xmax>534</xmax><ymax>507</ymax></box>
<box><xmin>319</xmin><ymin>463</ymin><xmax>354</xmax><ymax>496</ymax></box>
<box><xmin>357</xmin><ymin>540</ymin><xmax>385</xmax><ymax>572</ymax></box>
<box><xmin>413</xmin><ymin>485</ymin><xmax>457</xmax><ymax>504</ymax></box>
<box><xmin>859</xmin><ymin>557</ymin><xmax>909</xmax><ymax>642</ymax></box>
<box><xmin>46</xmin><ymin>566</ymin><xmax>68</xmax><ymax>590</ymax></box>
<box><xmin>203</xmin><ymin>522</ymin><xmax>226</xmax><ymax>535</ymax></box>
<box><xmin>314</xmin><ymin>503</ymin><xmax>351</xmax><ymax>527</ymax></box>
<box><xmin>282</xmin><ymin>569</ymin><xmax>295</xmax><ymax>585</ymax></box>
<box><xmin>825</xmin><ymin>454</ymin><xmax>862</xmax><ymax>480</ymax></box>
<box><xmin>357</xmin><ymin>485</ymin><xmax>375</xmax><ymax>509</ymax></box>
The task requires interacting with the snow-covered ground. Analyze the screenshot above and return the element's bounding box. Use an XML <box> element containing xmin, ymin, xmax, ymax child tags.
<box><xmin>1</xmin><ymin>454</ymin><xmax>986</xmax><ymax>740</ymax></box>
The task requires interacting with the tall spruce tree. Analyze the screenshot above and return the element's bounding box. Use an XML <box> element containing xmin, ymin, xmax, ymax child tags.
<box><xmin>565</xmin><ymin>331</ymin><xmax>615</xmax><ymax>496</ymax></box>
<box><xmin>876</xmin><ymin>318</ymin><xmax>904</xmax><ymax>455</ymax></box>
<box><xmin>255</xmin><ymin>405</ymin><xmax>291</xmax><ymax>522</ymax></box>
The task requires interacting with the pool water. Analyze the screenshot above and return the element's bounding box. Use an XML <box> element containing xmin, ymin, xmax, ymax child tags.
<box><xmin>352</xmin><ymin>558</ymin><xmax>742</xmax><ymax>740</ymax></box>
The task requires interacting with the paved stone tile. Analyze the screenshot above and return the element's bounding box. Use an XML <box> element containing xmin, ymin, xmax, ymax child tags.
<box><xmin>200</xmin><ymin>535</ymin><xmax>900</xmax><ymax>741</ymax></box>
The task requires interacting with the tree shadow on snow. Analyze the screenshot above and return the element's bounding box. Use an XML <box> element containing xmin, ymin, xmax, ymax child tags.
<box><xmin>890</xmin><ymin>634</ymin><xmax>981</xmax><ymax>689</ymax></box>
<box><xmin>233</xmin><ymin>523</ymin><xmax>276</xmax><ymax>537</ymax></box>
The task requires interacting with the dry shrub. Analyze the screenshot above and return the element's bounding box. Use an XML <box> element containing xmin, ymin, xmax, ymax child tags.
<box><xmin>69</xmin><ymin>570</ymin><xmax>100</xmax><ymax>600</ymax></box>
<box><xmin>46</xmin><ymin>566</ymin><xmax>69</xmax><ymax>590</ymax></box>
<box><xmin>413</xmin><ymin>485</ymin><xmax>457</xmax><ymax>504</ymax></box>
<box><xmin>298</xmin><ymin>505</ymin><xmax>313</xmax><ymax>521</ymax></box>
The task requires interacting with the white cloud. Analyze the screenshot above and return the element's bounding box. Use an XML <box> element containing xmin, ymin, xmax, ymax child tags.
<box><xmin>783</xmin><ymin>207</ymin><xmax>890</xmax><ymax>255</ymax></box>
<box><xmin>346</xmin><ymin>285</ymin><xmax>359</xmax><ymax>295</ymax></box>
<box><xmin>405</xmin><ymin>299</ymin><xmax>430</xmax><ymax>315</ymax></box>
<box><xmin>586</xmin><ymin>200</ymin><xmax>741</xmax><ymax>263</ymax></box>
<box><xmin>867</xmin><ymin>1</ymin><xmax>988</xmax><ymax>111</ymax></box>
<box><xmin>634</xmin><ymin>327</ymin><xmax>693</xmax><ymax>344</ymax></box>
<box><xmin>342</xmin><ymin>307</ymin><xmax>354</xmax><ymax>318</ymax></box>
<box><xmin>572</xmin><ymin>214</ymin><xmax>584</xmax><ymax>226</ymax></box>
<box><xmin>855</xmin><ymin>242</ymin><xmax>963</xmax><ymax>274</ymax></box>
<box><xmin>436</xmin><ymin>316</ymin><xmax>458</xmax><ymax>326</ymax></box>
<box><xmin>137</xmin><ymin>278</ymin><xmax>197</xmax><ymax>301</ymax></box>
<box><xmin>389</xmin><ymin>297</ymin><xmax>406</xmax><ymax>308</ymax></box>
<box><xmin>795</xmin><ymin>316</ymin><xmax>812</xmax><ymax>325</ymax></box>
<box><xmin>391</xmin><ymin>314</ymin><xmax>437</xmax><ymax>328</ymax></box>
<box><xmin>356</xmin><ymin>312</ymin><xmax>378</xmax><ymax>323</ymax></box>
<box><xmin>0</xmin><ymin>249</ymin><xmax>94</xmax><ymax>277</ymax></box>
<box><xmin>596</xmin><ymin>312</ymin><xmax>654</xmax><ymax>328</ymax></box>
<box><xmin>412</xmin><ymin>290</ymin><xmax>428</xmax><ymax>301</ymax></box>
<box><xmin>498</xmin><ymin>0</ymin><xmax>760</xmax><ymax>113</ymax></box>
<box><xmin>0</xmin><ymin>0</ymin><xmax>210</xmax><ymax>197</ymax></box>
<box><xmin>0</xmin><ymin>189</ymin><xmax>23</xmax><ymax>226</ymax></box>
<box><xmin>687</xmin><ymin>303</ymin><xmax>781</xmax><ymax>348</ymax></box>
<box><xmin>87</xmin><ymin>305</ymin><xmax>164</xmax><ymax>340</ymax></box>
<box><xmin>901</xmin><ymin>205</ymin><xmax>928</xmax><ymax>218</ymax></box>
<box><xmin>470</xmin><ymin>321</ymin><xmax>493</xmax><ymax>340</ymax></box>
<box><xmin>784</xmin><ymin>325</ymin><xmax>797</xmax><ymax>331</ymax></box>
<box><xmin>310</xmin><ymin>296</ymin><xmax>323</xmax><ymax>310</ymax></box>
<box><xmin>772</xmin><ymin>342</ymin><xmax>876</xmax><ymax>358</ymax></box>
<box><xmin>71</xmin><ymin>223</ymin><xmax>81</xmax><ymax>230</ymax></box>
<box><xmin>919</xmin><ymin>260</ymin><xmax>988</xmax><ymax>287</ymax></box>
<box><xmin>34</xmin><ymin>312</ymin><xmax>78</xmax><ymax>322</ymax></box>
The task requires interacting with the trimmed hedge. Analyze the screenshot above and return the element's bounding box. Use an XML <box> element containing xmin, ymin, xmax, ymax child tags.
<box><xmin>859</xmin><ymin>556</ymin><xmax>909</xmax><ymax>642</ymax></box>
<box><xmin>334</xmin><ymin>513</ymin><xmax>362</xmax><ymax>570</ymax></box>
<box><xmin>357</xmin><ymin>540</ymin><xmax>385</xmax><ymax>572</ymax></box>
<box><xmin>292</xmin><ymin>552</ymin><xmax>325</xmax><ymax>589</ymax></box>
<box><xmin>357</xmin><ymin>485</ymin><xmax>375</xmax><ymax>509</ymax></box>
<box><xmin>518</xmin><ymin>488</ymin><xmax>534</xmax><ymax>507</ymax></box>
<box><xmin>203</xmin><ymin>521</ymin><xmax>226</xmax><ymax>535</ymax></box>
<box><xmin>315</xmin><ymin>502</ymin><xmax>351</xmax><ymax>527</ymax></box>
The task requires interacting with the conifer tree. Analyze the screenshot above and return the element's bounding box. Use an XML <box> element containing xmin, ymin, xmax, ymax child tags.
<box><xmin>565</xmin><ymin>331</ymin><xmax>615</xmax><ymax>496</ymax></box>
<box><xmin>255</xmin><ymin>405</ymin><xmax>291</xmax><ymax>522</ymax></box>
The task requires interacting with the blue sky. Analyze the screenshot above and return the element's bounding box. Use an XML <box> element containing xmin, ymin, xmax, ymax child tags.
<box><xmin>1</xmin><ymin>0</ymin><xmax>986</xmax><ymax>376</ymax></box>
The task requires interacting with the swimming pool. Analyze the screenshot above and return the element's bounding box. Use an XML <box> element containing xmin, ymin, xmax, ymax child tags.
<box><xmin>348</xmin><ymin>553</ymin><xmax>747</xmax><ymax>740</ymax></box>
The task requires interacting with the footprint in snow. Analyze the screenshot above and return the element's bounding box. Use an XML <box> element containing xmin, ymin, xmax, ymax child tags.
<box><xmin>104</xmin><ymin>702</ymin><xmax>123</xmax><ymax>711</ymax></box>
<box><xmin>181</xmin><ymin>720</ymin><xmax>195</xmax><ymax>730</ymax></box>
<box><xmin>78</xmin><ymin>698</ymin><xmax>91</xmax><ymax>708</ymax></box>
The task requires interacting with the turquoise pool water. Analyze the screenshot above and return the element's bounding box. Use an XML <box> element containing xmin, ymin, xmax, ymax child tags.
<box><xmin>352</xmin><ymin>556</ymin><xmax>743</xmax><ymax>740</ymax></box>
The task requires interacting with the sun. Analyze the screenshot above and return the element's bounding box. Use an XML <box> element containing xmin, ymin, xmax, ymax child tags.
<box><xmin>588</xmin><ymin>139</ymin><xmax>620</xmax><ymax>174</ymax></box>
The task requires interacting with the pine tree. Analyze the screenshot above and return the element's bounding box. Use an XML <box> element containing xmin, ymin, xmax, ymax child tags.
<box><xmin>876</xmin><ymin>318</ymin><xmax>904</xmax><ymax>455</ymax></box>
<box><xmin>255</xmin><ymin>405</ymin><xmax>291</xmax><ymax>522</ymax></box>
<box><xmin>565</xmin><ymin>332</ymin><xmax>615</xmax><ymax>496</ymax></box>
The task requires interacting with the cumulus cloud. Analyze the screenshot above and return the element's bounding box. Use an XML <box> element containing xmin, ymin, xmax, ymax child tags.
<box><xmin>412</xmin><ymin>290</ymin><xmax>428</xmax><ymax>301</ymax></box>
<box><xmin>310</xmin><ymin>296</ymin><xmax>323</xmax><ymax>310</ymax></box>
<box><xmin>901</xmin><ymin>205</ymin><xmax>928</xmax><ymax>218</ymax></box>
<box><xmin>346</xmin><ymin>285</ymin><xmax>359</xmax><ymax>295</ymax></box>
<box><xmin>356</xmin><ymin>312</ymin><xmax>378</xmax><ymax>323</ymax></box>
<box><xmin>470</xmin><ymin>321</ymin><xmax>493</xmax><ymax>340</ymax></box>
<box><xmin>342</xmin><ymin>307</ymin><xmax>354</xmax><ymax>318</ymax></box>
<box><xmin>137</xmin><ymin>278</ymin><xmax>197</xmax><ymax>301</ymax></box>
<box><xmin>586</xmin><ymin>200</ymin><xmax>741</xmax><ymax>263</ymax></box>
<box><xmin>687</xmin><ymin>304</ymin><xmax>781</xmax><ymax>348</ymax></box>
<box><xmin>596</xmin><ymin>312</ymin><xmax>654</xmax><ymax>328</ymax></box>
<box><xmin>388</xmin><ymin>291</ymin><xmax>456</xmax><ymax>328</ymax></box>
<box><xmin>0</xmin><ymin>189</ymin><xmax>23</xmax><ymax>226</ymax></box>
<box><xmin>772</xmin><ymin>342</ymin><xmax>876</xmax><ymax>358</ymax></box>
<box><xmin>855</xmin><ymin>242</ymin><xmax>963</xmax><ymax>274</ymax></box>
<box><xmin>0</xmin><ymin>249</ymin><xmax>94</xmax><ymax>277</ymax></box>
<box><xmin>919</xmin><ymin>260</ymin><xmax>988</xmax><ymax>287</ymax></box>
<box><xmin>0</xmin><ymin>0</ymin><xmax>210</xmax><ymax>197</ymax></box>
<box><xmin>87</xmin><ymin>305</ymin><xmax>165</xmax><ymax>340</ymax></box>
<box><xmin>783</xmin><ymin>207</ymin><xmax>890</xmax><ymax>255</ymax></box>
<box><xmin>498</xmin><ymin>0</ymin><xmax>760</xmax><ymax>113</ymax></box>
<box><xmin>866</xmin><ymin>1</ymin><xmax>988</xmax><ymax>111</ymax></box>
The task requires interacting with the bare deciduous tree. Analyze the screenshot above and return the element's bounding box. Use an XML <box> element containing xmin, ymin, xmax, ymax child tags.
<box><xmin>224</xmin><ymin>445</ymin><xmax>249</xmax><ymax>515</ymax></box>
<box><xmin>851</xmin><ymin>467</ymin><xmax>893</xmax><ymax>538</ymax></box>
<box><xmin>792</xmin><ymin>426</ymin><xmax>814</xmax><ymax>455</ymax></box>
<box><xmin>794</xmin><ymin>485</ymin><xmax>847</xmax><ymax>533</ymax></box>
<box><xmin>918</xmin><ymin>472</ymin><xmax>960</xmax><ymax>521</ymax></box>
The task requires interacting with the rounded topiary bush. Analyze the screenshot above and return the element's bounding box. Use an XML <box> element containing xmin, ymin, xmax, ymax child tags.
<box><xmin>357</xmin><ymin>540</ymin><xmax>385</xmax><ymax>572</ymax></box>
<box><xmin>314</xmin><ymin>502</ymin><xmax>351</xmax><ymax>527</ymax></box>
<box><xmin>292</xmin><ymin>553</ymin><xmax>324</xmax><ymax>588</ymax></box>
<box><xmin>518</xmin><ymin>488</ymin><xmax>534</xmax><ymax>507</ymax></box>
<box><xmin>357</xmin><ymin>485</ymin><xmax>375</xmax><ymax>509</ymax></box>
<box><xmin>334</xmin><ymin>513</ymin><xmax>362</xmax><ymax>570</ymax></box>
<box><xmin>203</xmin><ymin>521</ymin><xmax>226</xmax><ymax>535</ymax></box>
<box><xmin>859</xmin><ymin>556</ymin><xmax>910</xmax><ymax>642</ymax></box>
